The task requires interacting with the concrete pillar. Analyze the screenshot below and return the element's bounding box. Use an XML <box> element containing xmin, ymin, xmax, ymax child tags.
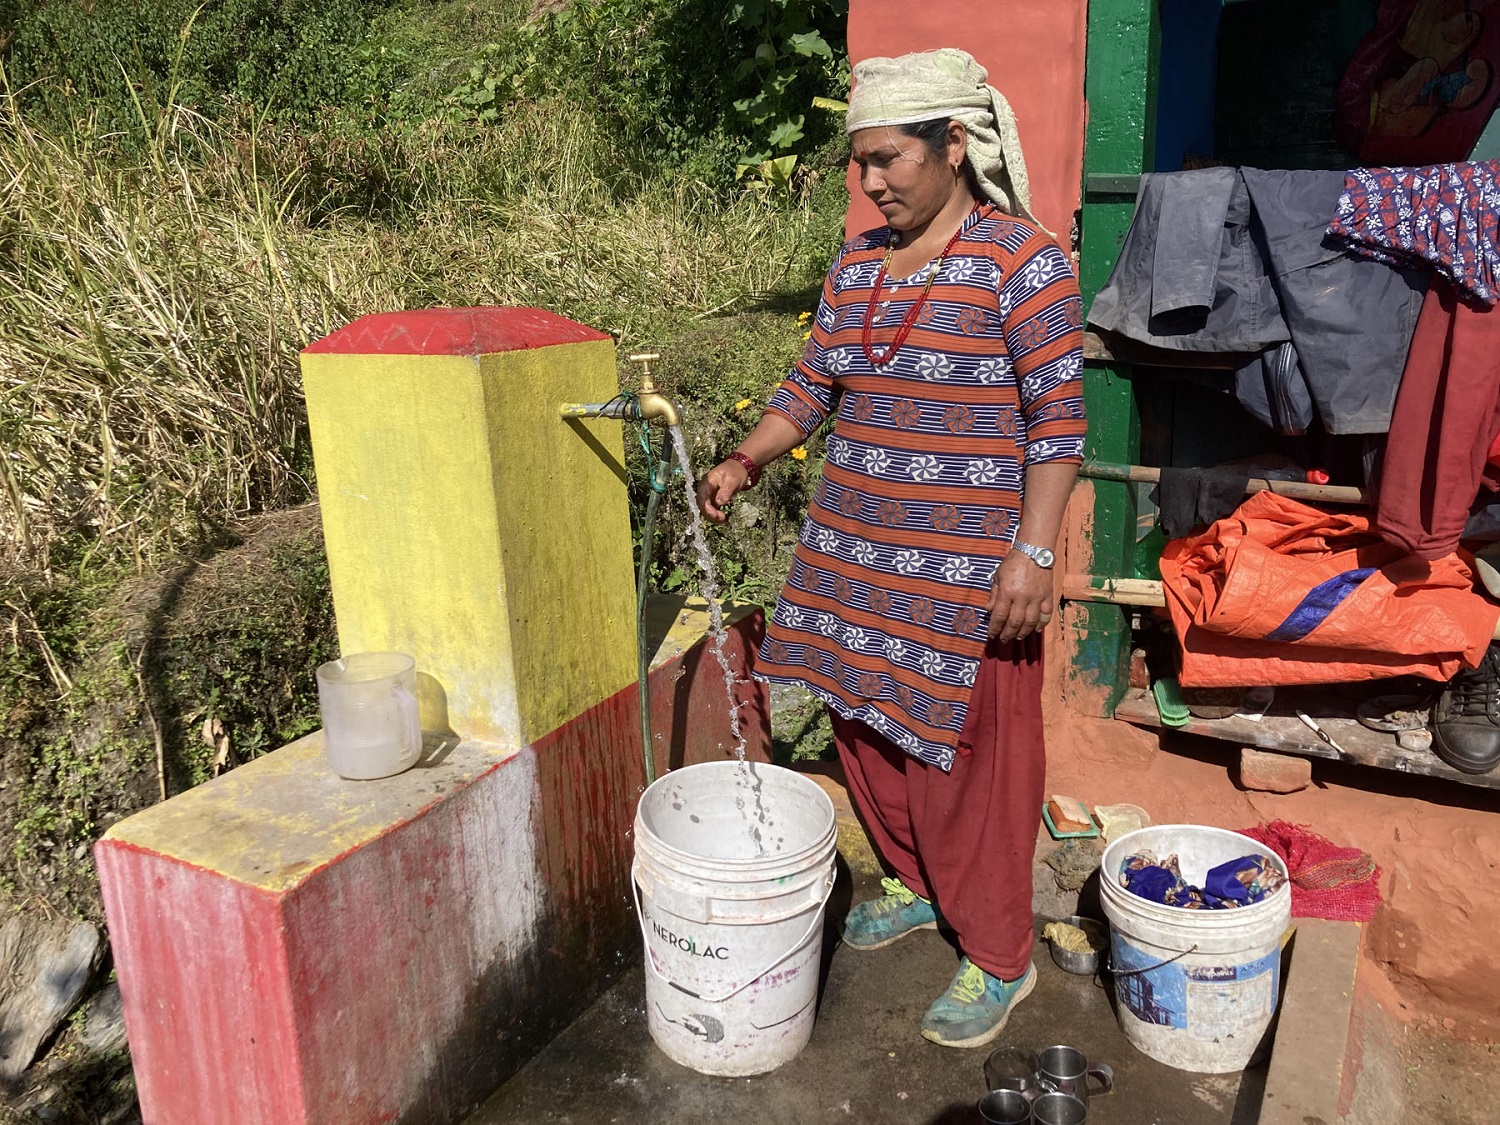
<box><xmin>301</xmin><ymin>306</ymin><xmax>637</xmax><ymax>745</ymax></box>
<box><xmin>94</xmin><ymin>308</ymin><xmax>771</xmax><ymax>1124</ymax></box>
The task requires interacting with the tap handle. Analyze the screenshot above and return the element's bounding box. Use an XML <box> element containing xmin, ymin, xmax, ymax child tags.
<box><xmin>627</xmin><ymin>352</ymin><xmax>660</xmax><ymax>385</ymax></box>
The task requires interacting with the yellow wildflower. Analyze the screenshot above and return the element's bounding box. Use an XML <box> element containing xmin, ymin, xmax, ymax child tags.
<box><xmin>734</xmin><ymin>398</ymin><xmax>753</xmax><ymax>411</ymax></box>
<box><xmin>802</xmin><ymin>330</ymin><xmax>812</xmax><ymax>340</ymax></box>
<box><xmin>797</xmin><ymin>310</ymin><xmax>812</xmax><ymax>325</ymax></box>
<box><xmin>790</xmin><ymin>446</ymin><xmax>808</xmax><ymax>461</ymax></box>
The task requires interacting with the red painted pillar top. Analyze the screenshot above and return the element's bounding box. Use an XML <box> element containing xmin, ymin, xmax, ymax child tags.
<box><xmin>303</xmin><ymin>307</ymin><xmax>611</xmax><ymax>357</ymax></box>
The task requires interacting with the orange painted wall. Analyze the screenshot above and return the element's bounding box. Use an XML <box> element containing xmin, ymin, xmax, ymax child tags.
<box><xmin>844</xmin><ymin>0</ymin><xmax>1088</xmax><ymax>247</ymax></box>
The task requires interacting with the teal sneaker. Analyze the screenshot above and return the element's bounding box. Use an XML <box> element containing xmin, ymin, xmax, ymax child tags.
<box><xmin>842</xmin><ymin>877</ymin><xmax>940</xmax><ymax>950</ymax></box>
<box><xmin>920</xmin><ymin>959</ymin><xmax>1037</xmax><ymax>1048</ymax></box>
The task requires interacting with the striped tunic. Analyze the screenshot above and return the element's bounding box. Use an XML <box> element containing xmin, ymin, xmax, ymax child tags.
<box><xmin>755</xmin><ymin>205</ymin><xmax>1087</xmax><ymax>769</ymax></box>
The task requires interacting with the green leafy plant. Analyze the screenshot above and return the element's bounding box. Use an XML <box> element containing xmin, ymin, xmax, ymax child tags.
<box><xmin>447</xmin><ymin>42</ymin><xmax>510</xmax><ymax>125</ymax></box>
<box><xmin>439</xmin><ymin>0</ymin><xmax>847</xmax><ymax>191</ymax></box>
<box><xmin>727</xmin><ymin>0</ymin><xmax>848</xmax><ymax>179</ymax></box>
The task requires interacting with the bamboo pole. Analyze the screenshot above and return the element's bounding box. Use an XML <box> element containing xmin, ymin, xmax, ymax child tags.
<box><xmin>1078</xmin><ymin>460</ymin><xmax>1369</xmax><ymax>506</ymax></box>
<box><xmin>1060</xmin><ymin>576</ymin><xmax>1166</xmax><ymax>607</ymax></box>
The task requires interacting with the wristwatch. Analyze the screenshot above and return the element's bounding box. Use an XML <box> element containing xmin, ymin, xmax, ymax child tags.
<box><xmin>1012</xmin><ymin>540</ymin><xmax>1055</xmax><ymax>569</ymax></box>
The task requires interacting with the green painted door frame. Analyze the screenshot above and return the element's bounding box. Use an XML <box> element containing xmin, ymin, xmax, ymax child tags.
<box><xmin>1064</xmin><ymin>0</ymin><xmax>1160</xmax><ymax>716</ymax></box>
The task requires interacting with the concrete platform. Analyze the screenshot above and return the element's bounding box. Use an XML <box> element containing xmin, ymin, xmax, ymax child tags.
<box><xmin>1260</xmin><ymin>920</ymin><xmax>1361</xmax><ymax>1125</ymax></box>
<box><xmin>468</xmin><ymin>863</ymin><xmax>1269</xmax><ymax>1125</ymax></box>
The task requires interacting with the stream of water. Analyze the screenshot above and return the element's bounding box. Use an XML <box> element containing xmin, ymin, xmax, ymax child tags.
<box><xmin>668</xmin><ymin>425</ymin><xmax>750</xmax><ymax>762</ymax></box>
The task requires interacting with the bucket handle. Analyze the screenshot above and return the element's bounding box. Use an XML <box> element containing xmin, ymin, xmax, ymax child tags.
<box><xmin>1107</xmin><ymin>944</ymin><xmax>1199</xmax><ymax>977</ymax></box>
<box><xmin>632</xmin><ymin>872</ymin><xmax>835</xmax><ymax>1005</ymax></box>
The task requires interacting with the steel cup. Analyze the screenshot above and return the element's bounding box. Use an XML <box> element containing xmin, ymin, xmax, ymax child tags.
<box><xmin>986</xmin><ymin>1075</ymin><xmax>1041</xmax><ymax>1102</ymax></box>
<box><xmin>1035</xmin><ymin>1045</ymin><xmax>1113</xmax><ymax>1106</ymax></box>
<box><xmin>1032</xmin><ymin>1091</ymin><xmax>1088</xmax><ymax>1125</ymax></box>
<box><xmin>978</xmin><ymin>1088</ymin><xmax>1033</xmax><ymax>1125</ymax></box>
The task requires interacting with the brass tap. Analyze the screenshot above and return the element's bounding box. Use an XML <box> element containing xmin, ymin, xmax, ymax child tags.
<box><xmin>629</xmin><ymin>353</ymin><xmax>681</xmax><ymax>427</ymax></box>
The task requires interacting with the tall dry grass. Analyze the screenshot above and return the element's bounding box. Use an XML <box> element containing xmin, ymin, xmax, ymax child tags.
<box><xmin>0</xmin><ymin>84</ymin><xmax>831</xmax><ymax>577</ymax></box>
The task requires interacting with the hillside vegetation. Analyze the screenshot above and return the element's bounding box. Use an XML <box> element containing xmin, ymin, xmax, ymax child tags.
<box><xmin>0</xmin><ymin>0</ymin><xmax>851</xmax><ymax>1114</ymax></box>
<box><xmin>0</xmin><ymin>0</ymin><xmax>850</xmax><ymax>913</ymax></box>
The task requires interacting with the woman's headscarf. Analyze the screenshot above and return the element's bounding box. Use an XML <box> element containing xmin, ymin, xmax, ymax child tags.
<box><xmin>845</xmin><ymin>48</ymin><xmax>1038</xmax><ymax>228</ymax></box>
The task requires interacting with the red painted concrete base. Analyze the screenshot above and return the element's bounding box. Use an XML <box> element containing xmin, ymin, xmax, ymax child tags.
<box><xmin>645</xmin><ymin>598</ymin><xmax>771</xmax><ymax>777</ymax></box>
<box><xmin>97</xmin><ymin>610</ymin><xmax>769</xmax><ymax>1125</ymax></box>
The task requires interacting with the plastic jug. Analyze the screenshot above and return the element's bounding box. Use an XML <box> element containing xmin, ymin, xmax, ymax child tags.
<box><xmin>316</xmin><ymin>652</ymin><xmax>422</xmax><ymax>780</ymax></box>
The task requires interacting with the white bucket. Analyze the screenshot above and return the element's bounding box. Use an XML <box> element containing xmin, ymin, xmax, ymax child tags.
<box><xmin>633</xmin><ymin>760</ymin><xmax>837</xmax><ymax>1077</ymax></box>
<box><xmin>1100</xmin><ymin>825</ymin><xmax>1292</xmax><ymax>1074</ymax></box>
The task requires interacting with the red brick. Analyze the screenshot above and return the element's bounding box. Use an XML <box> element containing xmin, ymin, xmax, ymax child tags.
<box><xmin>1240</xmin><ymin>747</ymin><xmax>1313</xmax><ymax>793</ymax></box>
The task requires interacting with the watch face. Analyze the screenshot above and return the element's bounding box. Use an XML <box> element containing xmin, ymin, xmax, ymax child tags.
<box><xmin>1017</xmin><ymin>543</ymin><xmax>1054</xmax><ymax>568</ymax></box>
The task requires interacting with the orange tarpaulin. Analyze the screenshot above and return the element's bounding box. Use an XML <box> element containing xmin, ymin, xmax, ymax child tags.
<box><xmin>1158</xmin><ymin>491</ymin><xmax>1499</xmax><ymax>688</ymax></box>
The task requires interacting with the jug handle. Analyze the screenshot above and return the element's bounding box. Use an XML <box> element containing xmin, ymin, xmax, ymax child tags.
<box><xmin>395</xmin><ymin>683</ymin><xmax>422</xmax><ymax>765</ymax></box>
<box><xmin>1087</xmin><ymin>1063</ymin><xmax>1114</xmax><ymax>1096</ymax></box>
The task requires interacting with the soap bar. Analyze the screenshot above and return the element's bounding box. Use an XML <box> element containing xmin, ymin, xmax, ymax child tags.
<box><xmin>1046</xmin><ymin>795</ymin><xmax>1093</xmax><ymax>835</ymax></box>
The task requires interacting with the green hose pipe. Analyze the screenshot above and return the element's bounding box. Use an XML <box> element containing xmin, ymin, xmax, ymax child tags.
<box><xmin>636</xmin><ymin>456</ymin><xmax>671</xmax><ymax>787</ymax></box>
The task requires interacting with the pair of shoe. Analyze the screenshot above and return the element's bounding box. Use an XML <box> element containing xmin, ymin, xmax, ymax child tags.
<box><xmin>842</xmin><ymin>877</ymin><xmax>1036</xmax><ymax>1048</ymax></box>
<box><xmin>1432</xmin><ymin>642</ymin><xmax>1500</xmax><ymax>774</ymax></box>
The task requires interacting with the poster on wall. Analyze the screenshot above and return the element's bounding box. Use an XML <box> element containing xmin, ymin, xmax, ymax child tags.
<box><xmin>1338</xmin><ymin>0</ymin><xmax>1500</xmax><ymax>165</ymax></box>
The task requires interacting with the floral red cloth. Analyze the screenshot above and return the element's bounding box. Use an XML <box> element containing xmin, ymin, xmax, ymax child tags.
<box><xmin>1328</xmin><ymin>158</ymin><xmax>1500</xmax><ymax>306</ymax></box>
<box><xmin>756</xmin><ymin>206</ymin><xmax>1085</xmax><ymax>769</ymax></box>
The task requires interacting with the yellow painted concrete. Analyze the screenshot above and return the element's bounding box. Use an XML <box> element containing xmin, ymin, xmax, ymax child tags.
<box><xmin>102</xmin><ymin>732</ymin><xmax>519</xmax><ymax>892</ymax></box>
<box><xmin>102</xmin><ymin>602</ymin><xmax>737</xmax><ymax>892</ymax></box>
<box><xmin>301</xmin><ymin>337</ymin><xmax>636</xmax><ymax>746</ymax></box>
<box><xmin>645</xmin><ymin>595</ymin><xmax>761</xmax><ymax>670</ymax></box>
<box><xmin>478</xmin><ymin>345</ymin><xmax>637</xmax><ymax>742</ymax></box>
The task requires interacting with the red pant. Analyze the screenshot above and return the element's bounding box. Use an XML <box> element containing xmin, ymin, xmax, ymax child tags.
<box><xmin>830</xmin><ymin>635</ymin><xmax>1046</xmax><ymax>981</ymax></box>
<box><xmin>1377</xmin><ymin>278</ymin><xmax>1500</xmax><ymax>559</ymax></box>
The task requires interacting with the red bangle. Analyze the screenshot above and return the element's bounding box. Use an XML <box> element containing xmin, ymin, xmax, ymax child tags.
<box><xmin>727</xmin><ymin>451</ymin><xmax>761</xmax><ymax>489</ymax></box>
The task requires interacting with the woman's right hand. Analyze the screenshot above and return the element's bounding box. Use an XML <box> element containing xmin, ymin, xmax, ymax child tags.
<box><xmin>696</xmin><ymin>460</ymin><xmax>751</xmax><ymax>523</ymax></box>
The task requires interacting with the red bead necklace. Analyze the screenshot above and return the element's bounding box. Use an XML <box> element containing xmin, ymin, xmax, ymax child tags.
<box><xmin>861</xmin><ymin>202</ymin><xmax>984</xmax><ymax>367</ymax></box>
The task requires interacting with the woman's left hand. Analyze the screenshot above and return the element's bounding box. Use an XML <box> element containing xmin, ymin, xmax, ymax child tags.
<box><xmin>986</xmin><ymin>551</ymin><xmax>1056</xmax><ymax>643</ymax></box>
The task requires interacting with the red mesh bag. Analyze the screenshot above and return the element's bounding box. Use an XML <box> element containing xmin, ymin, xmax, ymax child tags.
<box><xmin>1237</xmin><ymin>820</ymin><xmax>1383</xmax><ymax>922</ymax></box>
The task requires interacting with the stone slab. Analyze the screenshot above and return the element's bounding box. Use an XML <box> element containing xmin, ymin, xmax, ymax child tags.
<box><xmin>1260</xmin><ymin>919</ymin><xmax>1362</xmax><ymax>1125</ymax></box>
<box><xmin>1240</xmin><ymin>747</ymin><xmax>1313</xmax><ymax>794</ymax></box>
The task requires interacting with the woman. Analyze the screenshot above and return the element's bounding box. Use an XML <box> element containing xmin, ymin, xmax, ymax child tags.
<box><xmin>696</xmin><ymin>48</ymin><xmax>1086</xmax><ymax>1048</ymax></box>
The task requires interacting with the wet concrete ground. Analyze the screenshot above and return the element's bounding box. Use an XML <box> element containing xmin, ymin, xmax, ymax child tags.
<box><xmin>470</xmin><ymin>864</ymin><xmax>1266</xmax><ymax>1125</ymax></box>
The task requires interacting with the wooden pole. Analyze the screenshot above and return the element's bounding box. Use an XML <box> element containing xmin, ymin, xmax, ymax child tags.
<box><xmin>1078</xmin><ymin>460</ymin><xmax>1369</xmax><ymax>506</ymax></box>
<box><xmin>1061</xmin><ymin>575</ymin><xmax>1167</xmax><ymax>607</ymax></box>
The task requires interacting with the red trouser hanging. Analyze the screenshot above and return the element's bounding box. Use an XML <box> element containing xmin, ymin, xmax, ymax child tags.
<box><xmin>830</xmin><ymin>634</ymin><xmax>1045</xmax><ymax>982</ymax></box>
<box><xmin>1377</xmin><ymin>278</ymin><xmax>1500</xmax><ymax>559</ymax></box>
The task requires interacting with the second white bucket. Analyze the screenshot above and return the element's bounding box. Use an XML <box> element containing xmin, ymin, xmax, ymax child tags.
<box><xmin>1101</xmin><ymin>825</ymin><xmax>1292</xmax><ymax>1074</ymax></box>
<box><xmin>633</xmin><ymin>760</ymin><xmax>836</xmax><ymax>1077</ymax></box>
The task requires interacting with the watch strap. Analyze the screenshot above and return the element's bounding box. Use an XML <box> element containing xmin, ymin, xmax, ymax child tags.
<box><xmin>1013</xmin><ymin>540</ymin><xmax>1054</xmax><ymax>567</ymax></box>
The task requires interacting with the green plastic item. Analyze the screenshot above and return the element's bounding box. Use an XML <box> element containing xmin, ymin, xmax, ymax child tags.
<box><xmin>1152</xmin><ymin>677</ymin><xmax>1192</xmax><ymax>727</ymax></box>
<box><xmin>1041</xmin><ymin>802</ymin><xmax>1100</xmax><ymax>840</ymax></box>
